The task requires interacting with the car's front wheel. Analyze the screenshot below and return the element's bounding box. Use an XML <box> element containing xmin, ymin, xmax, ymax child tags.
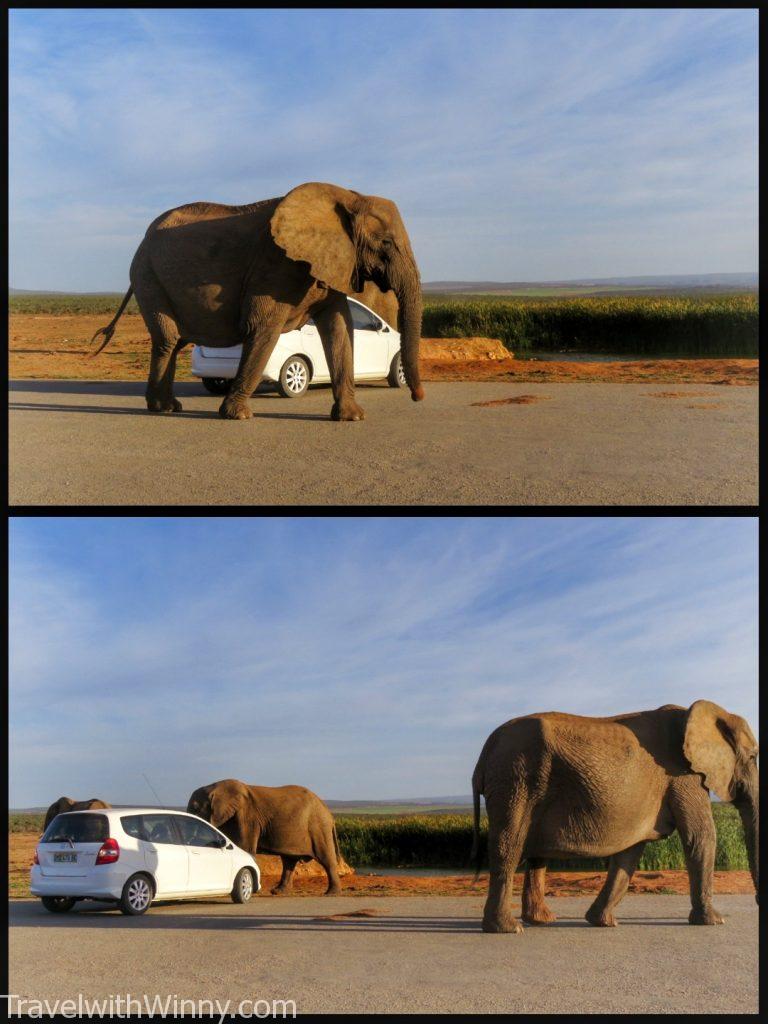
<box><xmin>119</xmin><ymin>873</ymin><xmax>153</xmax><ymax>916</ymax></box>
<box><xmin>231</xmin><ymin>867</ymin><xmax>255</xmax><ymax>904</ymax></box>
<box><xmin>387</xmin><ymin>351</ymin><xmax>407</xmax><ymax>388</ymax></box>
<box><xmin>277</xmin><ymin>356</ymin><xmax>310</xmax><ymax>398</ymax></box>
<box><xmin>202</xmin><ymin>377</ymin><xmax>231</xmax><ymax>395</ymax></box>
<box><xmin>41</xmin><ymin>896</ymin><xmax>76</xmax><ymax>913</ymax></box>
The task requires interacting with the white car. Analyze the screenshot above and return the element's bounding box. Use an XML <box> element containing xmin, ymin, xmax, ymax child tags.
<box><xmin>191</xmin><ymin>297</ymin><xmax>406</xmax><ymax>397</ymax></box>
<box><xmin>31</xmin><ymin>808</ymin><xmax>260</xmax><ymax>915</ymax></box>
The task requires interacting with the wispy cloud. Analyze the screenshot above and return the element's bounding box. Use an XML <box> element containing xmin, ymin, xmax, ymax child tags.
<box><xmin>9</xmin><ymin>9</ymin><xmax>757</xmax><ymax>288</ymax></box>
<box><xmin>9</xmin><ymin>517</ymin><xmax>757</xmax><ymax>806</ymax></box>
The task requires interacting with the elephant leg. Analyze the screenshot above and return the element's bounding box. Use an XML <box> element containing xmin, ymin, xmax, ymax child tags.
<box><xmin>219</xmin><ymin>316</ymin><xmax>283</xmax><ymax>420</ymax></box>
<box><xmin>522</xmin><ymin>858</ymin><xmax>556</xmax><ymax>925</ymax></box>
<box><xmin>482</xmin><ymin>805</ymin><xmax>529</xmax><ymax>934</ymax></box>
<box><xmin>270</xmin><ymin>855</ymin><xmax>299</xmax><ymax>895</ymax></box>
<box><xmin>134</xmin><ymin>275</ymin><xmax>184</xmax><ymax>413</ymax></box>
<box><xmin>585</xmin><ymin>841</ymin><xmax>646</xmax><ymax>927</ymax></box>
<box><xmin>313</xmin><ymin>298</ymin><xmax>365</xmax><ymax>422</ymax></box>
<box><xmin>672</xmin><ymin>803</ymin><xmax>724</xmax><ymax>925</ymax></box>
<box><xmin>314</xmin><ymin>838</ymin><xmax>342</xmax><ymax>896</ymax></box>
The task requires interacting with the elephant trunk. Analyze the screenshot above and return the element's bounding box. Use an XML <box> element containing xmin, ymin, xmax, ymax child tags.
<box><xmin>395</xmin><ymin>269</ymin><xmax>424</xmax><ymax>402</ymax></box>
<box><xmin>736</xmin><ymin>796</ymin><xmax>759</xmax><ymax>902</ymax></box>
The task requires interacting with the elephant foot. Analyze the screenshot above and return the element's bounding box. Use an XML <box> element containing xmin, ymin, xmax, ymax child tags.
<box><xmin>269</xmin><ymin>885</ymin><xmax>291</xmax><ymax>896</ymax></box>
<box><xmin>331</xmin><ymin>399</ymin><xmax>365</xmax><ymax>422</ymax></box>
<box><xmin>482</xmin><ymin>913</ymin><xmax>524</xmax><ymax>934</ymax></box>
<box><xmin>522</xmin><ymin>905</ymin><xmax>557</xmax><ymax>926</ymax></box>
<box><xmin>147</xmin><ymin>396</ymin><xmax>183</xmax><ymax>414</ymax></box>
<box><xmin>585</xmin><ymin>907</ymin><xmax>617</xmax><ymax>927</ymax></box>
<box><xmin>689</xmin><ymin>905</ymin><xmax>725</xmax><ymax>925</ymax></box>
<box><xmin>325</xmin><ymin>885</ymin><xmax>342</xmax><ymax>896</ymax></box>
<box><xmin>219</xmin><ymin>396</ymin><xmax>253</xmax><ymax>420</ymax></box>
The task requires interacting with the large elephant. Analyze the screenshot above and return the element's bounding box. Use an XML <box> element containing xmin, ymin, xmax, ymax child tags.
<box><xmin>352</xmin><ymin>280</ymin><xmax>400</xmax><ymax>334</ymax></box>
<box><xmin>187</xmin><ymin>779</ymin><xmax>342</xmax><ymax>895</ymax></box>
<box><xmin>91</xmin><ymin>182</ymin><xmax>424</xmax><ymax>422</ymax></box>
<box><xmin>472</xmin><ymin>701</ymin><xmax>758</xmax><ymax>933</ymax></box>
<box><xmin>43</xmin><ymin>797</ymin><xmax>111</xmax><ymax>831</ymax></box>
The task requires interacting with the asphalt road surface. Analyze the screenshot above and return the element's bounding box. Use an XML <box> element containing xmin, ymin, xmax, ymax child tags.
<box><xmin>9</xmin><ymin>380</ymin><xmax>757</xmax><ymax>506</ymax></box>
<box><xmin>8</xmin><ymin>895</ymin><xmax>757</xmax><ymax>1014</ymax></box>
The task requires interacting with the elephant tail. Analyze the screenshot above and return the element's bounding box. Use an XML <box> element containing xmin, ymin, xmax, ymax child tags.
<box><xmin>471</xmin><ymin>770</ymin><xmax>484</xmax><ymax>881</ymax></box>
<box><xmin>90</xmin><ymin>287</ymin><xmax>134</xmax><ymax>356</ymax></box>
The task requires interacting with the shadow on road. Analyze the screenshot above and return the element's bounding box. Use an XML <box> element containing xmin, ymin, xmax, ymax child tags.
<box><xmin>9</xmin><ymin>380</ymin><xmax>177</xmax><ymax>396</ymax></box>
<box><xmin>10</xmin><ymin>903</ymin><xmax>693</xmax><ymax>932</ymax></box>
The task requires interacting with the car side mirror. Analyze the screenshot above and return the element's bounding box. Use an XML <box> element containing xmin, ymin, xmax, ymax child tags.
<box><xmin>226</xmin><ymin>842</ymin><xmax>234</xmax><ymax>850</ymax></box>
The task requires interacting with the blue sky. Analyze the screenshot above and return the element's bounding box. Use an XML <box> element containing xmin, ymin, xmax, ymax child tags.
<box><xmin>9</xmin><ymin>517</ymin><xmax>757</xmax><ymax>807</ymax></box>
<box><xmin>9</xmin><ymin>9</ymin><xmax>757</xmax><ymax>289</ymax></box>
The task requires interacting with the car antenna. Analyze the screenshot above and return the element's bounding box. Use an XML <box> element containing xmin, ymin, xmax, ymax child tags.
<box><xmin>142</xmin><ymin>773</ymin><xmax>165</xmax><ymax>808</ymax></box>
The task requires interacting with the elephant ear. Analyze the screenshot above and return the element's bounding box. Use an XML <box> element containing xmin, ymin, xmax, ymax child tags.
<box><xmin>209</xmin><ymin>784</ymin><xmax>242</xmax><ymax>827</ymax></box>
<box><xmin>683</xmin><ymin>700</ymin><xmax>739</xmax><ymax>802</ymax></box>
<box><xmin>270</xmin><ymin>182</ymin><xmax>362</xmax><ymax>293</ymax></box>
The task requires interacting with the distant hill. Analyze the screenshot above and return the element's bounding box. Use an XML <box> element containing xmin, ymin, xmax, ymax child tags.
<box><xmin>326</xmin><ymin>795</ymin><xmax>472</xmax><ymax>808</ymax></box>
<box><xmin>9</xmin><ymin>288</ymin><xmax>124</xmax><ymax>296</ymax></box>
<box><xmin>11</xmin><ymin>796</ymin><xmax>474</xmax><ymax>815</ymax></box>
<box><xmin>423</xmin><ymin>273</ymin><xmax>758</xmax><ymax>292</ymax></box>
<box><xmin>11</xmin><ymin>273</ymin><xmax>757</xmax><ymax>298</ymax></box>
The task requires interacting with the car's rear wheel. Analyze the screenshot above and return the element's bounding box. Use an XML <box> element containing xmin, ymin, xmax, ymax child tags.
<box><xmin>232</xmin><ymin>867</ymin><xmax>255</xmax><ymax>904</ymax></box>
<box><xmin>119</xmin><ymin>873</ymin><xmax>153</xmax><ymax>916</ymax></box>
<box><xmin>277</xmin><ymin>356</ymin><xmax>310</xmax><ymax>398</ymax></box>
<box><xmin>387</xmin><ymin>351</ymin><xmax>407</xmax><ymax>388</ymax></box>
<box><xmin>41</xmin><ymin>896</ymin><xmax>76</xmax><ymax>913</ymax></box>
<box><xmin>202</xmin><ymin>377</ymin><xmax>231</xmax><ymax>395</ymax></box>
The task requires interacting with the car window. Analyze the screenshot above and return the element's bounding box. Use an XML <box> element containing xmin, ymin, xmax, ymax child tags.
<box><xmin>348</xmin><ymin>302</ymin><xmax>381</xmax><ymax>331</ymax></box>
<box><xmin>138</xmin><ymin>813</ymin><xmax>183</xmax><ymax>845</ymax></box>
<box><xmin>175</xmin><ymin>816</ymin><xmax>225</xmax><ymax>848</ymax></box>
<box><xmin>120</xmin><ymin>814</ymin><xmax>151</xmax><ymax>841</ymax></box>
<box><xmin>42</xmin><ymin>813</ymin><xmax>109</xmax><ymax>844</ymax></box>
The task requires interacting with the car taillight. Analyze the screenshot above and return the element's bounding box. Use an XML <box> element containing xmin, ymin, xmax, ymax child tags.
<box><xmin>95</xmin><ymin>838</ymin><xmax>120</xmax><ymax>864</ymax></box>
<box><xmin>32</xmin><ymin>848</ymin><xmax>39</xmax><ymax>865</ymax></box>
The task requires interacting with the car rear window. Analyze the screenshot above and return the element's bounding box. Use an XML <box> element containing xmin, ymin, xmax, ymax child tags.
<box><xmin>42</xmin><ymin>813</ymin><xmax>109</xmax><ymax>843</ymax></box>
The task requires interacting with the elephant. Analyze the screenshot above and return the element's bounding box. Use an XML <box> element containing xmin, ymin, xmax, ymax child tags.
<box><xmin>91</xmin><ymin>182</ymin><xmax>424</xmax><ymax>422</ymax></box>
<box><xmin>471</xmin><ymin>701</ymin><xmax>758</xmax><ymax>934</ymax></box>
<box><xmin>352</xmin><ymin>280</ymin><xmax>400</xmax><ymax>334</ymax></box>
<box><xmin>187</xmin><ymin>779</ymin><xmax>342</xmax><ymax>895</ymax></box>
<box><xmin>43</xmin><ymin>797</ymin><xmax>111</xmax><ymax>831</ymax></box>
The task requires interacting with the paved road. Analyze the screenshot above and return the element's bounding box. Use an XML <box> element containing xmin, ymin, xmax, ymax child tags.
<box><xmin>9</xmin><ymin>380</ymin><xmax>757</xmax><ymax>506</ymax></box>
<box><xmin>8</xmin><ymin>896</ymin><xmax>757</xmax><ymax>1014</ymax></box>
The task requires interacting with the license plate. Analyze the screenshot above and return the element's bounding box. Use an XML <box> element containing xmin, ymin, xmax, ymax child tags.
<box><xmin>53</xmin><ymin>852</ymin><xmax>77</xmax><ymax>863</ymax></box>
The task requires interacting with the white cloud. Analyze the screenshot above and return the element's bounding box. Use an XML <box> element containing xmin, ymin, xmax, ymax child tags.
<box><xmin>8</xmin><ymin>9</ymin><xmax>757</xmax><ymax>287</ymax></box>
<box><xmin>9</xmin><ymin>518</ymin><xmax>757</xmax><ymax>806</ymax></box>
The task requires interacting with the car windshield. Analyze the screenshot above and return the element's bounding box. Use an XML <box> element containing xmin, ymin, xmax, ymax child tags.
<box><xmin>349</xmin><ymin>303</ymin><xmax>380</xmax><ymax>331</ymax></box>
<box><xmin>175</xmin><ymin>816</ymin><xmax>225</xmax><ymax>848</ymax></box>
<box><xmin>42</xmin><ymin>813</ymin><xmax>109</xmax><ymax>844</ymax></box>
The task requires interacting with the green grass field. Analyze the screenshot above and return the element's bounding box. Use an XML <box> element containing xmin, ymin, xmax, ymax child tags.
<box><xmin>9</xmin><ymin>290</ymin><xmax>759</xmax><ymax>358</ymax></box>
<box><xmin>9</xmin><ymin>803</ymin><xmax>747</xmax><ymax>871</ymax></box>
<box><xmin>334</xmin><ymin>803</ymin><xmax>747</xmax><ymax>870</ymax></box>
<box><xmin>422</xmin><ymin>293</ymin><xmax>758</xmax><ymax>357</ymax></box>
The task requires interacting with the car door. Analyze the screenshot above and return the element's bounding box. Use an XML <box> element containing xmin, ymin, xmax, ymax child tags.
<box><xmin>131</xmin><ymin>813</ymin><xmax>190</xmax><ymax>897</ymax></box>
<box><xmin>349</xmin><ymin>301</ymin><xmax>390</xmax><ymax>377</ymax></box>
<box><xmin>174</xmin><ymin>816</ymin><xmax>232</xmax><ymax>893</ymax></box>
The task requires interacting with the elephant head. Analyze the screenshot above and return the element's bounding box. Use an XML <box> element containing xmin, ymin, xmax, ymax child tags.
<box><xmin>43</xmin><ymin>796</ymin><xmax>110</xmax><ymax>831</ymax></box>
<box><xmin>187</xmin><ymin>779</ymin><xmax>259</xmax><ymax>852</ymax></box>
<box><xmin>683</xmin><ymin>700</ymin><xmax>759</xmax><ymax>899</ymax></box>
<box><xmin>270</xmin><ymin>182</ymin><xmax>424</xmax><ymax>402</ymax></box>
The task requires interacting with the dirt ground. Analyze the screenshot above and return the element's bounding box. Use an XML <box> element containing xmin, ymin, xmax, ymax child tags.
<box><xmin>9</xmin><ymin>832</ymin><xmax>753</xmax><ymax>899</ymax></box>
<box><xmin>8</xmin><ymin>314</ymin><xmax>758</xmax><ymax>385</ymax></box>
